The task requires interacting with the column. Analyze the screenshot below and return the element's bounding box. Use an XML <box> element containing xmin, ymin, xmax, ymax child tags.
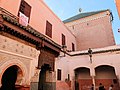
<box><xmin>46</xmin><ymin>70</ymin><xmax>56</xmax><ymax>90</ymax></box>
<box><xmin>30</xmin><ymin>69</ymin><xmax>41</xmax><ymax>90</ymax></box>
<box><xmin>90</xmin><ymin>66</ymin><xmax>96</xmax><ymax>90</ymax></box>
<box><xmin>91</xmin><ymin>76</ymin><xmax>95</xmax><ymax>90</ymax></box>
<box><xmin>115</xmin><ymin>67</ymin><xmax>120</xmax><ymax>87</ymax></box>
<box><xmin>70</xmin><ymin>70</ymin><xmax>75</xmax><ymax>90</ymax></box>
<box><xmin>116</xmin><ymin>75</ymin><xmax>120</xmax><ymax>87</ymax></box>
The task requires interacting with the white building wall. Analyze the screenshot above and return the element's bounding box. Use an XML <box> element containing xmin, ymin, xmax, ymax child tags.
<box><xmin>55</xmin><ymin>45</ymin><xmax>120</xmax><ymax>82</ymax></box>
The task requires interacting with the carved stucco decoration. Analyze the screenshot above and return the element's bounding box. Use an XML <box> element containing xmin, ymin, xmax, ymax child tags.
<box><xmin>0</xmin><ymin>52</ymin><xmax>30</xmax><ymax>86</ymax></box>
<box><xmin>31</xmin><ymin>68</ymin><xmax>40</xmax><ymax>82</ymax></box>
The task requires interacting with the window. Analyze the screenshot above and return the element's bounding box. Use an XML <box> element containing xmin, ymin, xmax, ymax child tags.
<box><xmin>72</xmin><ymin>43</ymin><xmax>75</xmax><ymax>51</ymax></box>
<box><xmin>19</xmin><ymin>0</ymin><xmax>31</xmax><ymax>18</ymax></box>
<box><xmin>46</xmin><ymin>21</ymin><xmax>52</xmax><ymax>38</ymax></box>
<box><xmin>72</xmin><ymin>25</ymin><xmax>75</xmax><ymax>29</ymax></box>
<box><xmin>62</xmin><ymin>34</ymin><xmax>66</xmax><ymax>45</ymax></box>
<box><xmin>57</xmin><ymin>69</ymin><xmax>61</xmax><ymax>80</ymax></box>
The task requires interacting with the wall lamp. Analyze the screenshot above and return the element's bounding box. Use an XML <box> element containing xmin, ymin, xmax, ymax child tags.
<box><xmin>88</xmin><ymin>48</ymin><xmax>92</xmax><ymax>63</ymax></box>
<box><xmin>60</xmin><ymin>45</ymin><xmax>67</xmax><ymax>57</ymax></box>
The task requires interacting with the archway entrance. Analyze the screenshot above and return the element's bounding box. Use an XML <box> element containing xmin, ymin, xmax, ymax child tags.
<box><xmin>74</xmin><ymin>67</ymin><xmax>91</xmax><ymax>90</ymax></box>
<box><xmin>0</xmin><ymin>65</ymin><xmax>23</xmax><ymax>90</ymax></box>
<box><xmin>95</xmin><ymin>65</ymin><xmax>120</xmax><ymax>90</ymax></box>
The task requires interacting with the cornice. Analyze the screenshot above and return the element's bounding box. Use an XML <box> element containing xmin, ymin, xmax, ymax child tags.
<box><xmin>68</xmin><ymin>48</ymin><xmax>120</xmax><ymax>56</ymax></box>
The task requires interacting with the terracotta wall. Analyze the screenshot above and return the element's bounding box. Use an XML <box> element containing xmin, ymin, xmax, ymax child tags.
<box><xmin>78</xmin><ymin>79</ymin><xmax>92</xmax><ymax>90</ymax></box>
<box><xmin>95</xmin><ymin>79</ymin><xmax>119</xmax><ymax>90</ymax></box>
<box><xmin>56</xmin><ymin>81</ymin><xmax>70</xmax><ymax>90</ymax></box>
<box><xmin>65</xmin><ymin>11</ymin><xmax>115</xmax><ymax>50</ymax></box>
<box><xmin>77</xmin><ymin>79</ymin><xmax>119</xmax><ymax>90</ymax></box>
<box><xmin>56</xmin><ymin>45</ymin><xmax>120</xmax><ymax>90</ymax></box>
<box><xmin>116</xmin><ymin>0</ymin><xmax>120</xmax><ymax>18</ymax></box>
<box><xmin>0</xmin><ymin>0</ymin><xmax>76</xmax><ymax>50</ymax></box>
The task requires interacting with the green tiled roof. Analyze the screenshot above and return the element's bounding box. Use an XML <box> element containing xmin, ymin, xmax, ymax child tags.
<box><xmin>63</xmin><ymin>9</ymin><xmax>109</xmax><ymax>23</ymax></box>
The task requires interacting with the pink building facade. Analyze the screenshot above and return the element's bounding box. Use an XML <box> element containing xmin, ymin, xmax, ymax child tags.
<box><xmin>0</xmin><ymin>0</ymin><xmax>76</xmax><ymax>90</ymax></box>
<box><xmin>0</xmin><ymin>0</ymin><xmax>76</xmax><ymax>50</ymax></box>
<box><xmin>56</xmin><ymin>46</ymin><xmax>120</xmax><ymax>90</ymax></box>
<box><xmin>0</xmin><ymin>0</ymin><xmax>119</xmax><ymax>90</ymax></box>
<box><xmin>55</xmin><ymin>10</ymin><xmax>119</xmax><ymax>90</ymax></box>
<box><xmin>63</xmin><ymin>10</ymin><xmax>115</xmax><ymax>51</ymax></box>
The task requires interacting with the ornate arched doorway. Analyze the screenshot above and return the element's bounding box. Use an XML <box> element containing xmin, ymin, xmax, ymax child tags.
<box><xmin>74</xmin><ymin>67</ymin><xmax>91</xmax><ymax>90</ymax></box>
<box><xmin>0</xmin><ymin>65</ymin><xmax>23</xmax><ymax>90</ymax></box>
<box><xmin>95</xmin><ymin>65</ymin><xmax>120</xmax><ymax>90</ymax></box>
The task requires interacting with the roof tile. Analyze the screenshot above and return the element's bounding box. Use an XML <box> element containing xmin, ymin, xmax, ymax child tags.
<box><xmin>63</xmin><ymin>9</ymin><xmax>109</xmax><ymax>23</ymax></box>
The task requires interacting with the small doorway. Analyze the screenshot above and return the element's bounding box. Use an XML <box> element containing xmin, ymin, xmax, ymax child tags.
<box><xmin>0</xmin><ymin>65</ymin><xmax>23</xmax><ymax>90</ymax></box>
<box><xmin>38</xmin><ymin>64</ymin><xmax>51</xmax><ymax>90</ymax></box>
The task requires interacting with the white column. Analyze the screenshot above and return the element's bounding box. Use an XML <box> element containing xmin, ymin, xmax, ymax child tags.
<box><xmin>116</xmin><ymin>75</ymin><xmax>120</xmax><ymax>87</ymax></box>
<box><xmin>115</xmin><ymin>66</ymin><xmax>120</xmax><ymax>86</ymax></box>
<box><xmin>91</xmin><ymin>76</ymin><xmax>95</xmax><ymax>90</ymax></box>
<box><xmin>90</xmin><ymin>65</ymin><xmax>96</xmax><ymax>90</ymax></box>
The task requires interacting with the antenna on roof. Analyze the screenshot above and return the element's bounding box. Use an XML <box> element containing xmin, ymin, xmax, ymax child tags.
<box><xmin>79</xmin><ymin>8</ymin><xmax>82</xmax><ymax>13</ymax></box>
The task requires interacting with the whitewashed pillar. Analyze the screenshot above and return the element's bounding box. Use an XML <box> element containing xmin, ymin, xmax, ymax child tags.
<box><xmin>90</xmin><ymin>65</ymin><xmax>96</xmax><ymax>90</ymax></box>
<box><xmin>114</xmin><ymin>66</ymin><xmax>120</xmax><ymax>87</ymax></box>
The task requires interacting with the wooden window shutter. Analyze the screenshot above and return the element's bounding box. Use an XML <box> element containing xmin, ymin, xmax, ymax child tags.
<box><xmin>24</xmin><ymin>2</ymin><xmax>31</xmax><ymax>18</ymax></box>
<box><xmin>19</xmin><ymin>0</ymin><xmax>25</xmax><ymax>14</ymax></box>
<box><xmin>72</xmin><ymin>43</ymin><xmax>75</xmax><ymax>51</ymax></box>
<box><xmin>19</xmin><ymin>0</ymin><xmax>31</xmax><ymax>18</ymax></box>
<box><xmin>62</xmin><ymin>34</ymin><xmax>66</xmax><ymax>45</ymax></box>
<box><xmin>57</xmin><ymin>69</ymin><xmax>61</xmax><ymax>80</ymax></box>
<box><xmin>46</xmin><ymin>21</ymin><xmax>52</xmax><ymax>38</ymax></box>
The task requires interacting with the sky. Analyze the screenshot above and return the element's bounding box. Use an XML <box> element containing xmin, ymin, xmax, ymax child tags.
<box><xmin>44</xmin><ymin>0</ymin><xmax>120</xmax><ymax>44</ymax></box>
